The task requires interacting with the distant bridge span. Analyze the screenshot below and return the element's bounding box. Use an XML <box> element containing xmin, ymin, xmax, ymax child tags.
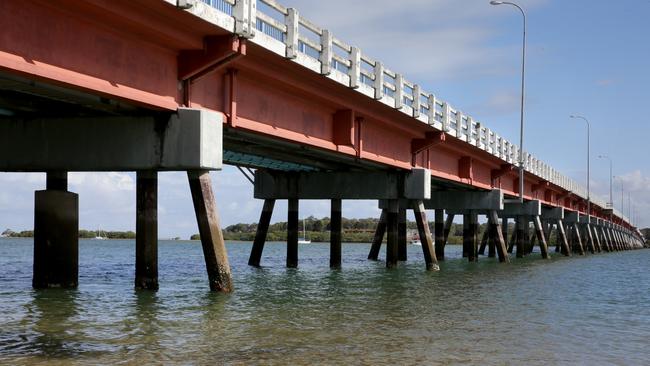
<box><xmin>0</xmin><ymin>0</ymin><xmax>645</xmax><ymax>292</ymax></box>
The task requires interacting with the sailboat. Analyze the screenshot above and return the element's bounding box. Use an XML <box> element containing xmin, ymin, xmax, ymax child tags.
<box><xmin>94</xmin><ymin>229</ymin><xmax>107</xmax><ymax>240</ymax></box>
<box><xmin>298</xmin><ymin>218</ymin><xmax>311</xmax><ymax>244</ymax></box>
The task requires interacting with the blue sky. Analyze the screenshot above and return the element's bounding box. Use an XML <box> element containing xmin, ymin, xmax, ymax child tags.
<box><xmin>1</xmin><ymin>0</ymin><xmax>648</xmax><ymax>237</ymax></box>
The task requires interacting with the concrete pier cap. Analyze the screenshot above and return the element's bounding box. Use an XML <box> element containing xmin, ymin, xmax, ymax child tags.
<box><xmin>380</xmin><ymin>189</ymin><xmax>504</xmax><ymax>212</ymax></box>
<box><xmin>254</xmin><ymin>168</ymin><xmax>431</xmax><ymax>200</ymax></box>
<box><xmin>0</xmin><ymin>108</ymin><xmax>223</xmax><ymax>172</ymax></box>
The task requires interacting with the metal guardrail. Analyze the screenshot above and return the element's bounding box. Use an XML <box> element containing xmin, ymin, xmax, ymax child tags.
<box><xmin>180</xmin><ymin>0</ymin><xmax>628</xmax><ymax>223</ymax></box>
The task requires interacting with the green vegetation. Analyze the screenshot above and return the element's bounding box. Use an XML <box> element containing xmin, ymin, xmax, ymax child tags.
<box><xmin>192</xmin><ymin>216</ymin><xmax>497</xmax><ymax>243</ymax></box>
<box><xmin>1</xmin><ymin>229</ymin><xmax>135</xmax><ymax>239</ymax></box>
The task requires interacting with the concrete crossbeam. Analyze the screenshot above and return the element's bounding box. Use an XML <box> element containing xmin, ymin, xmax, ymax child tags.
<box><xmin>500</xmin><ymin>200</ymin><xmax>542</xmax><ymax>217</ymax></box>
<box><xmin>579</xmin><ymin>215</ymin><xmax>592</xmax><ymax>224</ymax></box>
<box><xmin>423</xmin><ymin>189</ymin><xmax>503</xmax><ymax>210</ymax></box>
<box><xmin>541</xmin><ymin>207</ymin><xmax>564</xmax><ymax>220</ymax></box>
<box><xmin>564</xmin><ymin>211</ymin><xmax>582</xmax><ymax>224</ymax></box>
<box><xmin>0</xmin><ymin>108</ymin><xmax>222</xmax><ymax>171</ymax></box>
<box><xmin>254</xmin><ymin>169</ymin><xmax>431</xmax><ymax>200</ymax></box>
<box><xmin>378</xmin><ymin>189</ymin><xmax>503</xmax><ymax>212</ymax></box>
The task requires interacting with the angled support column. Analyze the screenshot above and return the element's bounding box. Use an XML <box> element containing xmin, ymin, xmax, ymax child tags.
<box><xmin>440</xmin><ymin>213</ymin><xmax>455</xmax><ymax>260</ymax></box>
<box><xmin>434</xmin><ymin>209</ymin><xmax>445</xmax><ymax>260</ymax></box>
<box><xmin>33</xmin><ymin>172</ymin><xmax>79</xmax><ymax>289</ymax></box>
<box><xmin>489</xmin><ymin>210</ymin><xmax>509</xmax><ymax>263</ymax></box>
<box><xmin>398</xmin><ymin>208</ymin><xmax>407</xmax><ymax>261</ymax></box>
<box><xmin>556</xmin><ymin>220</ymin><xmax>571</xmax><ymax>256</ymax></box>
<box><xmin>597</xmin><ymin>224</ymin><xmax>608</xmax><ymax>252</ymax></box>
<box><xmin>565</xmin><ymin>212</ymin><xmax>585</xmax><ymax>255</ymax></box>
<box><xmin>188</xmin><ymin>171</ymin><xmax>232</xmax><ymax>293</ymax></box>
<box><xmin>501</xmin><ymin>217</ymin><xmax>509</xmax><ymax>248</ymax></box>
<box><xmin>386</xmin><ymin>200</ymin><xmax>400</xmax><ymax>268</ymax></box>
<box><xmin>584</xmin><ymin>224</ymin><xmax>596</xmax><ymax>254</ymax></box>
<box><xmin>591</xmin><ymin>223</ymin><xmax>602</xmax><ymax>253</ymax></box>
<box><xmin>287</xmin><ymin>198</ymin><xmax>299</xmax><ymax>268</ymax></box>
<box><xmin>135</xmin><ymin>171</ymin><xmax>158</xmax><ymax>290</ymax></box>
<box><xmin>508</xmin><ymin>226</ymin><xmax>517</xmax><ymax>253</ymax></box>
<box><xmin>533</xmin><ymin>216</ymin><xmax>549</xmax><ymax>259</ymax></box>
<box><xmin>413</xmin><ymin>201</ymin><xmax>439</xmax><ymax>271</ymax></box>
<box><xmin>248</xmin><ymin>199</ymin><xmax>276</xmax><ymax>267</ymax></box>
<box><xmin>368</xmin><ymin>209</ymin><xmax>387</xmax><ymax>261</ymax></box>
<box><xmin>478</xmin><ymin>227</ymin><xmax>489</xmax><ymax>256</ymax></box>
<box><xmin>574</xmin><ymin>224</ymin><xmax>585</xmax><ymax>255</ymax></box>
<box><xmin>330</xmin><ymin>199</ymin><xmax>342</xmax><ymax>268</ymax></box>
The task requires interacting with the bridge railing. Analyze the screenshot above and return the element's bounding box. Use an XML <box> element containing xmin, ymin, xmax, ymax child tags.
<box><xmin>185</xmin><ymin>0</ymin><xmax>625</xmax><ymax>221</ymax></box>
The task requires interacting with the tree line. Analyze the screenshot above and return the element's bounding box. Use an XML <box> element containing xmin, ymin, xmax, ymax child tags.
<box><xmin>1</xmin><ymin>229</ymin><xmax>136</xmax><ymax>239</ymax></box>
<box><xmin>193</xmin><ymin>216</ymin><xmax>501</xmax><ymax>243</ymax></box>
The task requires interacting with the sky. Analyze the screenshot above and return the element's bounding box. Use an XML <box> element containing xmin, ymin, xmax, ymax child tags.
<box><xmin>1</xmin><ymin>0</ymin><xmax>649</xmax><ymax>237</ymax></box>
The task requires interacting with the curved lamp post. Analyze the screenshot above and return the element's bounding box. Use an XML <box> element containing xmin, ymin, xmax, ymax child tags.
<box><xmin>570</xmin><ymin>115</ymin><xmax>590</xmax><ymax>219</ymax></box>
<box><xmin>490</xmin><ymin>1</ymin><xmax>526</xmax><ymax>203</ymax></box>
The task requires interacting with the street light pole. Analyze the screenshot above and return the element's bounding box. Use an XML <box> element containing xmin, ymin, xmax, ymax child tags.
<box><xmin>598</xmin><ymin>155</ymin><xmax>613</xmax><ymax>207</ymax></box>
<box><xmin>490</xmin><ymin>1</ymin><xmax>526</xmax><ymax>203</ymax></box>
<box><xmin>570</xmin><ymin>115</ymin><xmax>590</xmax><ymax>219</ymax></box>
<box><xmin>614</xmin><ymin>176</ymin><xmax>624</xmax><ymax>214</ymax></box>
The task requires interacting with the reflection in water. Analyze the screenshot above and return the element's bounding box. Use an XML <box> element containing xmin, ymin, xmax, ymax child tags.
<box><xmin>0</xmin><ymin>239</ymin><xmax>649</xmax><ymax>365</ymax></box>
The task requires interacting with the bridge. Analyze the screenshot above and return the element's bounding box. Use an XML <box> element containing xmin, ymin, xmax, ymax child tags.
<box><xmin>0</xmin><ymin>0</ymin><xmax>645</xmax><ymax>292</ymax></box>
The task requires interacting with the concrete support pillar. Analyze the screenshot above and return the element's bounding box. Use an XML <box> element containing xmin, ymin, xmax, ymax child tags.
<box><xmin>287</xmin><ymin>198</ymin><xmax>299</xmax><ymax>268</ymax></box>
<box><xmin>515</xmin><ymin>217</ymin><xmax>526</xmax><ymax>258</ymax></box>
<box><xmin>330</xmin><ymin>199</ymin><xmax>342</xmax><ymax>268</ymax></box>
<box><xmin>248</xmin><ymin>199</ymin><xmax>275</xmax><ymax>267</ymax></box>
<box><xmin>524</xmin><ymin>220</ymin><xmax>532</xmax><ymax>255</ymax></box>
<box><xmin>413</xmin><ymin>201</ymin><xmax>439</xmax><ymax>271</ymax></box>
<box><xmin>533</xmin><ymin>216</ymin><xmax>549</xmax><ymax>259</ymax></box>
<box><xmin>487</xmin><ymin>221</ymin><xmax>497</xmax><ymax>258</ymax></box>
<box><xmin>188</xmin><ymin>171</ymin><xmax>232</xmax><ymax>292</ymax></box>
<box><xmin>463</xmin><ymin>212</ymin><xmax>478</xmax><ymax>262</ymax></box>
<box><xmin>462</xmin><ymin>214</ymin><xmax>470</xmax><ymax>258</ymax></box>
<box><xmin>46</xmin><ymin>171</ymin><xmax>68</xmax><ymax>191</ymax></box>
<box><xmin>386</xmin><ymin>200</ymin><xmax>399</xmax><ymax>268</ymax></box>
<box><xmin>398</xmin><ymin>208</ymin><xmax>407</xmax><ymax>261</ymax></box>
<box><xmin>368</xmin><ymin>209</ymin><xmax>387</xmax><ymax>261</ymax></box>
<box><xmin>135</xmin><ymin>171</ymin><xmax>158</xmax><ymax>290</ymax></box>
<box><xmin>33</xmin><ymin>172</ymin><xmax>78</xmax><ymax>289</ymax></box>
<box><xmin>434</xmin><ymin>209</ymin><xmax>445</xmax><ymax>261</ymax></box>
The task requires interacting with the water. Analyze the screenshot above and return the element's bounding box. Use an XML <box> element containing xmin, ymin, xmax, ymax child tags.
<box><xmin>1</xmin><ymin>238</ymin><xmax>649</xmax><ymax>365</ymax></box>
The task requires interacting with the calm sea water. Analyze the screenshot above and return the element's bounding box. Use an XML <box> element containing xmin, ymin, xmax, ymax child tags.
<box><xmin>0</xmin><ymin>238</ymin><xmax>649</xmax><ymax>365</ymax></box>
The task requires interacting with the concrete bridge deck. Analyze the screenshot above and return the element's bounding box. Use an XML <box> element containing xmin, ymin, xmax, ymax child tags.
<box><xmin>0</xmin><ymin>0</ymin><xmax>645</xmax><ymax>292</ymax></box>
